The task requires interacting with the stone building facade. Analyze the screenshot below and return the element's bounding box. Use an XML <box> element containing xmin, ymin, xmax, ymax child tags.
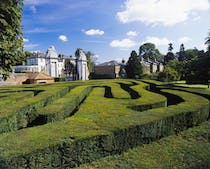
<box><xmin>14</xmin><ymin>47</ymin><xmax>89</xmax><ymax>80</ymax></box>
<box><xmin>140</xmin><ymin>56</ymin><xmax>164</xmax><ymax>74</ymax></box>
<box><xmin>75</xmin><ymin>49</ymin><xmax>89</xmax><ymax>80</ymax></box>
<box><xmin>93</xmin><ymin>60</ymin><xmax>122</xmax><ymax>79</ymax></box>
<box><xmin>14</xmin><ymin>46</ymin><xmax>65</xmax><ymax>77</ymax></box>
<box><xmin>94</xmin><ymin>65</ymin><xmax>121</xmax><ymax>79</ymax></box>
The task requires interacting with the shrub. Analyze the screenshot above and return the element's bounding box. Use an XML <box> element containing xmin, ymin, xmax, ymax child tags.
<box><xmin>77</xmin><ymin>120</ymin><xmax>210</xmax><ymax>169</ymax></box>
<box><xmin>0</xmin><ymin>80</ymin><xmax>209</xmax><ymax>168</ymax></box>
<box><xmin>0</xmin><ymin>83</ymin><xmax>74</xmax><ymax>133</ymax></box>
<box><xmin>37</xmin><ymin>85</ymin><xmax>93</xmax><ymax>123</ymax></box>
<box><xmin>158</xmin><ymin>67</ymin><xmax>179</xmax><ymax>82</ymax></box>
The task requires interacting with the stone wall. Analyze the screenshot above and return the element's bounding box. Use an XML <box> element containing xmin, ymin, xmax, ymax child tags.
<box><xmin>94</xmin><ymin>65</ymin><xmax>120</xmax><ymax>79</ymax></box>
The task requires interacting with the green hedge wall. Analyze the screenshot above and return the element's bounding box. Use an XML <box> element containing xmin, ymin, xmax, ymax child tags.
<box><xmin>37</xmin><ymin>85</ymin><xmax>93</xmax><ymax>123</ymax></box>
<box><xmin>0</xmin><ymin>84</ymin><xmax>74</xmax><ymax>133</ymax></box>
<box><xmin>77</xmin><ymin>120</ymin><xmax>210</xmax><ymax>169</ymax></box>
<box><xmin>0</xmin><ymin>80</ymin><xmax>209</xmax><ymax>168</ymax></box>
<box><xmin>0</xmin><ymin>90</ymin><xmax>34</xmax><ymax>109</ymax></box>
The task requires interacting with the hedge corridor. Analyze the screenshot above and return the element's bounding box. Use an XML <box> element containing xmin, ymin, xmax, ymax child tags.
<box><xmin>0</xmin><ymin>79</ymin><xmax>209</xmax><ymax>169</ymax></box>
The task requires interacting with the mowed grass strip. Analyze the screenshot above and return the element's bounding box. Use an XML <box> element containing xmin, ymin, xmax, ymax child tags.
<box><xmin>77</xmin><ymin>120</ymin><xmax>210</xmax><ymax>169</ymax></box>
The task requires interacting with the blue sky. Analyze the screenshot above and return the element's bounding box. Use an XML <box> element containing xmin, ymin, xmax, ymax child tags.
<box><xmin>23</xmin><ymin>0</ymin><xmax>210</xmax><ymax>63</ymax></box>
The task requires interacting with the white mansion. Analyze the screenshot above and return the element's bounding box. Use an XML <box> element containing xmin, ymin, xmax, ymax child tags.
<box><xmin>14</xmin><ymin>46</ymin><xmax>89</xmax><ymax>80</ymax></box>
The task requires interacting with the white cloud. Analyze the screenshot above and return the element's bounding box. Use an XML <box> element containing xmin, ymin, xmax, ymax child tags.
<box><xmin>59</xmin><ymin>35</ymin><xmax>68</xmax><ymax>42</ymax></box>
<box><xmin>24</xmin><ymin>44</ymin><xmax>39</xmax><ymax>50</ymax></box>
<box><xmin>30</xmin><ymin>5</ymin><xmax>37</xmax><ymax>13</ymax></box>
<box><xmin>127</xmin><ymin>31</ymin><xmax>138</xmax><ymax>36</ymax></box>
<box><xmin>178</xmin><ymin>37</ymin><xmax>191</xmax><ymax>44</ymax></box>
<box><xmin>110</xmin><ymin>38</ymin><xmax>136</xmax><ymax>48</ymax></box>
<box><xmin>117</xmin><ymin>0</ymin><xmax>210</xmax><ymax>26</ymax></box>
<box><xmin>142</xmin><ymin>37</ymin><xmax>173</xmax><ymax>46</ymax></box>
<box><xmin>26</xmin><ymin>28</ymin><xmax>58</xmax><ymax>33</ymax></box>
<box><xmin>23</xmin><ymin>38</ymin><xmax>29</xmax><ymax>42</ymax></box>
<box><xmin>84</xmin><ymin>29</ymin><xmax>104</xmax><ymax>36</ymax></box>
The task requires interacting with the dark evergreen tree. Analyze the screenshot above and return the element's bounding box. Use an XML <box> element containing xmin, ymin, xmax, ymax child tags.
<box><xmin>0</xmin><ymin>0</ymin><xmax>24</xmax><ymax>79</ymax></box>
<box><xmin>168</xmin><ymin>43</ymin><xmax>173</xmax><ymax>52</ymax></box>
<box><xmin>126</xmin><ymin>50</ymin><xmax>143</xmax><ymax>79</ymax></box>
<box><xmin>180</xmin><ymin>43</ymin><xmax>185</xmax><ymax>52</ymax></box>
<box><xmin>178</xmin><ymin>43</ymin><xmax>185</xmax><ymax>61</ymax></box>
<box><xmin>164</xmin><ymin>43</ymin><xmax>175</xmax><ymax>64</ymax></box>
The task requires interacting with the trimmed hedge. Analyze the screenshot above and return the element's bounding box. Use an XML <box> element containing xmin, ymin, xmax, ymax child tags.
<box><xmin>0</xmin><ymin>80</ymin><xmax>209</xmax><ymax>168</ymax></box>
<box><xmin>77</xmin><ymin>120</ymin><xmax>210</xmax><ymax>169</ymax></box>
<box><xmin>0</xmin><ymin>83</ymin><xmax>75</xmax><ymax>133</ymax></box>
<box><xmin>107</xmin><ymin>82</ymin><xmax>131</xmax><ymax>99</ymax></box>
<box><xmin>0</xmin><ymin>90</ymin><xmax>34</xmax><ymax>109</ymax></box>
<box><xmin>143</xmin><ymin>79</ymin><xmax>210</xmax><ymax>107</ymax></box>
<box><xmin>36</xmin><ymin>85</ymin><xmax>93</xmax><ymax>123</ymax></box>
<box><xmin>129</xmin><ymin>82</ymin><xmax>167</xmax><ymax>111</ymax></box>
<box><xmin>169</xmin><ymin>85</ymin><xmax>210</xmax><ymax>102</ymax></box>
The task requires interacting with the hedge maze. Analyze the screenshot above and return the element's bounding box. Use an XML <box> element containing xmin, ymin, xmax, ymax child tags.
<box><xmin>0</xmin><ymin>79</ymin><xmax>210</xmax><ymax>169</ymax></box>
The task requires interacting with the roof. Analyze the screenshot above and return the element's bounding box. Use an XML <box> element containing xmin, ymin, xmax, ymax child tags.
<box><xmin>46</xmin><ymin>46</ymin><xmax>58</xmax><ymax>58</ymax></box>
<box><xmin>29</xmin><ymin>53</ymin><xmax>46</xmax><ymax>58</ymax></box>
<box><xmin>75</xmin><ymin>49</ymin><xmax>87</xmax><ymax>61</ymax></box>
<box><xmin>26</xmin><ymin>72</ymin><xmax>54</xmax><ymax>80</ymax></box>
<box><xmin>98</xmin><ymin>60</ymin><xmax>120</xmax><ymax>66</ymax></box>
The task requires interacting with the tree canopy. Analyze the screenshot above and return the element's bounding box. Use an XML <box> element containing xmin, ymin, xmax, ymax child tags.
<box><xmin>139</xmin><ymin>43</ymin><xmax>163</xmax><ymax>61</ymax></box>
<box><xmin>85</xmin><ymin>51</ymin><xmax>96</xmax><ymax>73</ymax></box>
<box><xmin>0</xmin><ymin>0</ymin><xmax>24</xmax><ymax>79</ymax></box>
<box><xmin>64</xmin><ymin>58</ymin><xmax>75</xmax><ymax>77</ymax></box>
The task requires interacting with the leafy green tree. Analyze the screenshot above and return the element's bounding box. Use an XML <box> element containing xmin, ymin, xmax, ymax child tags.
<box><xmin>180</xmin><ymin>49</ymin><xmax>204</xmax><ymax>80</ymax></box>
<box><xmin>25</xmin><ymin>51</ymin><xmax>33</xmax><ymax>58</ymax></box>
<box><xmin>179</xmin><ymin>48</ymin><xmax>201</xmax><ymax>62</ymax></box>
<box><xmin>139</xmin><ymin>43</ymin><xmax>163</xmax><ymax>61</ymax></box>
<box><xmin>0</xmin><ymin>0</ymin><xmax>24</xmax><ymax>79</ymax></box>
<box><xmin>185</xmin><ymin>52</ymin><xmax>210</xmax><ymax>83</ymax></box>
<box><xmin>64</xmin><ymin>58</ymin><xmax>75</xmax><ymax>77</ymax></box>
<box><xmin>126</xmin><ymin>50</ymin><xmax>143</xmax><ymax>79</ymax></box>
<box><xmin>167</xmin><ymin>60</ymin><xmax>183</xmax><ymax>79</ymax></box>
<box><xmin>15</xmin><ymin>51</ymin><xmax>32</xmax><ymax>66</ymax></box>
<box><xmin>164</xmin><ymin>52</ymin><xmax>175</xmax><ymax>64</ymax></box>
<box><xmin>85</xmin><ymin>51</ymin><xmax>96</xmax><ymax>73</ymax></box>
<box><xmin>177</xmin><ymin>48</ymin><xmax>208</xmax><ymax>83</ymax></box>
<box><xmin>158</xmin><ymin>66</ymin><xmax>179</xmax><ymax>82</ymax></box>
